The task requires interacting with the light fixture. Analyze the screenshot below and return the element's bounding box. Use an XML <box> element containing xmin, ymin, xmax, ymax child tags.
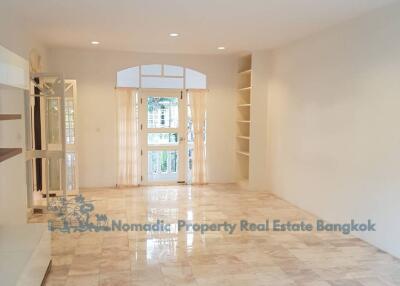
<box><xmin>169</xmin><ymin>33</ymin><xmax>179</xmax><ymax>37</ymax></box>
<box><xmin>91</xmin><ymin>41</ymin><xmax>100</xmax><ymax>45</ymax></box>
<box><xmin>217</xmin><ymin>46</ymin><xmax>226</xmax><ymax>50</ymax></box>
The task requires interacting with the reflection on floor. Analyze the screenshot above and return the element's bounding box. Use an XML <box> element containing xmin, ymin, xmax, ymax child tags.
<box><xmin>29</xmin><ymin>184</ymin><xmax>400</xmax><ymax>286</ymax></box>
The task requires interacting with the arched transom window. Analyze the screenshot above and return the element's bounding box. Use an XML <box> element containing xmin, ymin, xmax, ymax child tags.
<box><xmin>116</xmin><ymin>64</ymin><xmax>207</xmax><ymax>89</ymax></box>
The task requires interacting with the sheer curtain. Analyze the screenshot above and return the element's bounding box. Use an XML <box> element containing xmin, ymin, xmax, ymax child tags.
<box><xmin>188</xmin><ymin>90</ymin><xmax>207</xmax><ymax>184</ymax></box>
<box><xmin>116</xmin><ymin>88</ymin><xmax>140</xmax><ymax>187</ymax></box>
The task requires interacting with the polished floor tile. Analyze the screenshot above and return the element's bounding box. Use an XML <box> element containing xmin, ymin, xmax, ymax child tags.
<box><xmin>27</xmin><ymin>184</ymin><xmax>400</xmax><ymax>286</ymax></box>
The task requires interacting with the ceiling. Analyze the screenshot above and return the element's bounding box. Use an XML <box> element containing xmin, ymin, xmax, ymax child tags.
<box><xmin>2</xmin><ymin>0</ymin><xmax>397</xmax><ymax>54</ymax></box>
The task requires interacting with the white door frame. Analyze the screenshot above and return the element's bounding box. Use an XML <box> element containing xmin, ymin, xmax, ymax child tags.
<box><xmin>139</xmin><ymin>89</ymin><xmax>187</xmax><ymax>185</ymax></box>
<box><xmin>64</xmin><ymin>80</ymin><xmax>79</xmax><ymax>195</ymax></box>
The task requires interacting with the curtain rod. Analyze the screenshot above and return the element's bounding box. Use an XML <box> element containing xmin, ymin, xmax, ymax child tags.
<box><xmin>186</xmin><ymin>88</ymin><xmax>209</xmax><ymax>92</ymax></box>
<box><xmin>114</xmin><ymin>86</ymin><xmax>139</xmax><ymax>90</ymax></box>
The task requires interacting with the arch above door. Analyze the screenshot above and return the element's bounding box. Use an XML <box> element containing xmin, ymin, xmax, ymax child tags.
<box><xmin>116</xmin><ymin>64</ymin><xmax>207</xmax><ymax>89</ymax></box>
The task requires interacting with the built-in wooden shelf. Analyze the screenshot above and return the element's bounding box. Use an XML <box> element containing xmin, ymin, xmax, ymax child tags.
<box><xmin>0</xmin><ymin>148</ymin><xmax>22</xmax><ymax>162</ymax></box>
<box><xmin>237</xmin><ymin>55</ymin><xmax>252</xmax><ymax>188</ymax></box>
<box><xmin>237</xmin><ymin>150</ymin><xmax>250</xmax><ymax>157</ymax></box>
<box><xmin>239</xmin><ymin>69</ymin><xmax>252</xmax><ymax>75</ymax></box>
<box><xmin>237</xmin><ymin>136</ymin><xmax>250</xmax><ymax>140</ymax></box>
<box><xmin>0</xmin><ymin>114</ymin><xmax>21</xmax><ymax>121</ymax></box>
<box><xmin>239</xmin><ymin>86</ymin><xmax>252</xmax><ymax>91</ymax></box>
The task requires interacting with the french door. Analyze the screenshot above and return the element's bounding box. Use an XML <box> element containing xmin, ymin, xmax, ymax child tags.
<box><xmin>139</xmin><ymin>89</ymin><xmax>187</xmax><ymax>185</ymax></box>
<box><xmin>26</xmin><ymin>74</ymin><xmax>79</xmax><ymax>210</ymax></box>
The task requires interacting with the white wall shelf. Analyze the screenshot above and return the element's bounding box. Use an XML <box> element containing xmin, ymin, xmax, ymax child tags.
<box><xmin>239</xmin><ymin>69</ymin><xmax>252</xmax><ymax>75</ymax></box>
<box><xmin>236</xmin><ymin>54</ymin><xmax>252</xmax><ymax>185</ymax></box>
<box><xmin>0</xmin><ymin>114</ymin><xmax>22</xmax><ymax>120</ymax></box>
<box><xmin>239</xmin><ymin>86</ymin><xmax>252</xmax><ymax>91</ymax></box>
<box><xmin>237</xmin><ymin>136</ymin><xmax>250</xmax><ymax>140</ymax></box>
<box><xmin>237</xmin><ymin>150</ymin><xmax>250</xmax><ymax>157</ymax></box>
<box><xmin>0</xmin><ymin>148</ymin><xmax>22</xmax><ymax>163</ymax></box>
<box><xmin>240</xmin><ymin>51</ymin><xmax>270</xmax><ymax>191</ymax></box>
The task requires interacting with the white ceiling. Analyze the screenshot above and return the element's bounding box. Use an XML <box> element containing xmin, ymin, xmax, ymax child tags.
<box><xmin>2</xmin><ymin>0</ymin><xmax>397</xmax><ymax>54</ymax></box>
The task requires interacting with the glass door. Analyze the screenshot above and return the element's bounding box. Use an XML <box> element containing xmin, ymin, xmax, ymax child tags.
<box><xmin>26</xmin><ymin>73</ymin><xmax>67</xmax><ymax>209</ymax></box>
<box><xmin>140</xmin><ymin>89</ymin><xmax>187</xmax><ymax>185</ymax></box>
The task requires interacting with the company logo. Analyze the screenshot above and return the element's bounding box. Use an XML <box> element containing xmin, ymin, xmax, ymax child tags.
<box><xmin>48</xmin><ymin>195</ymin><xmax>110</xmax><ymax>232</ymax></box>
<box><xmin>48</xmin><ymin>195</ymin><xmax>376</xmax><ymax>235</ymax></box>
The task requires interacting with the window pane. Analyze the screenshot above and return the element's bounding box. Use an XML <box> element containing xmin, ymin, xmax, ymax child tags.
<box><xmin>148</xmin><ymin>133</ymin><xmax>178</xmax><ymax>145</ymax></box>
<box><xmin>148</xmin><ymin>150</ymin><xmax>178</xmax><ymax>182</ymax></box>
<box><xmin>141</xmin><ymin>64</ymin><xmax>162</xmax><ymax>76</ymax></box>
<box><xmin>170</xmin><ymin>151</ymin><xmax>177</xmax><ymax>173</ymax></box>
<box><xmin>116</xmin><ymin>67</ymin><xmax>139</xmax><ymax>87</ymax></box>
<box><xmin>65</xmin><ymin>98</ymin><xmax>75</xmax><ymax>144</ymax></box>
<box><xmin>141</xmin><ymin>76</ymin><xmax>184</xmax><ymax>89</ymax></box>
<box><xmin>185</xmin><ymin>68</ymin><xmax>206</xmax><ymax>89</ymax></box>
<box><xmin>147</xmin><ymin>97</ymin><xmax>179</xmax><ymax>128</ymax></box>
<box><xmin>150</xmin><ymin>152</ymin><xmax>158</xmax><ymax>174</ymax></box>
<box><xmin>164</xmin><ymin>65</ymin><xmax>184</xmax><ymax>76</ymax></box>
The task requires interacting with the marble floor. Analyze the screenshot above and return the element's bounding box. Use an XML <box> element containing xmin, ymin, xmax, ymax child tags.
<box><xmin>29</xmin><ymin>184</ymin><xmax>400</xmax><ymax>286</ymax></box>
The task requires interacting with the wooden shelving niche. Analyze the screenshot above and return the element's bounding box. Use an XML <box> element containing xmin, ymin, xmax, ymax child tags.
<box><xmin>0</xmin><ymin>114</ymin><xmax>22</xmax><ymax>120</ymax></box>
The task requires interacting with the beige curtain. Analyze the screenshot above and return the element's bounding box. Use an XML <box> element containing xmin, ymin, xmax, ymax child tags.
<box><xmin>116</xmin><ymin>88</ymin><xmax>140</xmax><ymax>187</ymax></box>
<box><xmin>189</xmin><ymin>90</ymin><xmax>207</xmax><ymax>184</ymax></box>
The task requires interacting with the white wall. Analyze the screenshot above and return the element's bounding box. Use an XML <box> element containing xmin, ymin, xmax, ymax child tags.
<box><xmin>249</xmin><ymin>51</ymin><xmax>271</xmax><ymax>191</ymax></box>
<box><xmin>265</xmin><ymin>2</ymin><xmax>400</xmax><ymax>257</ymax></box>
<box><xmin>47</xmin><ymin>48</ymin><xmax>237</xmax><ymax>187</ymax></box>
<box><xmin>0</xmin><ymin>7</ymin><xmax>48</xmax><ymax>67</ymax></box>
